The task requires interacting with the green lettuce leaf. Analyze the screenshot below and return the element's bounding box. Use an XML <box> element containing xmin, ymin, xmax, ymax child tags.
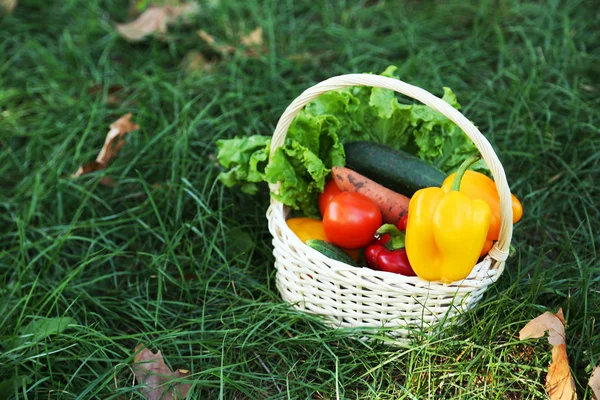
<box><xmin>265</xmin><ymin>142</ymin><xmax>328</xmax><ymax>217</ymax></box>
<box><xmin>216</xmin><ymin>111</ymin><xmax>345</xmax><ymax>216</ymax></box>
<box><xmin>264</xmin><ymin>113</ymin><xmax>345</xmax><ymax>216</ymax></box>
<box><xmin>216</xmin><ymin>135</ymin><xmax>271</xmax><ymax>195</ymax></box>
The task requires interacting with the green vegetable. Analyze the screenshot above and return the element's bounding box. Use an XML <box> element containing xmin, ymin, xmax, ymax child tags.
<box><xmin>217</xmin><ymin>112</ymin><xmax>345</xmax><ymax>216</ymax></box>
<box><xmin>263</xmin><ymin>113</ymin><xmax>346</xmax><ymax>216</ymax></box>
<box><xmin>344</xmin><ymin>141</ymin><xmax>446</xmax><ymax>197</ymax></box>
<box><xmin>306</xmin><ymin>240</ymin><xmax>357</xmax><ymax>266</ymax></box>
<box><xmin>265</xmin><ymin>141</ymin><xmax>337</xmax><ymax>217</ymax></box>
<box><xmin>216</xmin><ymin>65</ymin><xmax>481</xmax><ymax>216</ymax></box>
<box><xmin>216</xmin><ymin>135</ymin><xmax>271</xmax><ymax>195</ymax></box>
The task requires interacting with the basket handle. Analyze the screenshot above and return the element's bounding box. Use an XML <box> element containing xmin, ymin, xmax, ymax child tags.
<box><xmin>269</xmin><ymin>74</ymin><xmax>513</xmax><ymax>266</ymax></box>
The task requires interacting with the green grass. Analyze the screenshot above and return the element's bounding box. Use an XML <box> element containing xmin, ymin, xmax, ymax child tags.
<box><xmin>1</xmin><ymin>0</ymin><xmax>599</xmax><ymax>398</ymax></box>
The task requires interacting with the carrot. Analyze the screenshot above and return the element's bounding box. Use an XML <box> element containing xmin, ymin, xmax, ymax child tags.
<box><xmin>332</xmin><ymin>166</ymin><xmax>410</xmax><ymax>224</ymax></box>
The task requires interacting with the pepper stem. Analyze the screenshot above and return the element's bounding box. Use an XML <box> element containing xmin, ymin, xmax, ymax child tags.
<box><xmin>450</xmin><ymin>155</ymin><xmax>481</xmax><ymax>192</ymax></box>
<box><xmin>376</xmin><ymin>224</ymin><xmax>406</xmax><ymax>250</ymax></box>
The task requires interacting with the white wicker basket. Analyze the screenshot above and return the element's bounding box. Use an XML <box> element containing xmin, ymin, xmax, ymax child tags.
<box><xmin>266</xmin><ymin>74</ymin><xmax>514</xmax><ymax>341</ymax></box>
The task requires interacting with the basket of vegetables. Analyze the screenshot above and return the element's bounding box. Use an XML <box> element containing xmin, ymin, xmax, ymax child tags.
<box><xmin>217</xmin><ymin>67</ymin><xmax>523</xmax><ymax>340</ymax></box>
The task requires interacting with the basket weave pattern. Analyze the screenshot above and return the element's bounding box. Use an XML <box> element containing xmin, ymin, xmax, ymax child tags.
<box><xmin>266</xmin><ymin>74</ymin><xmax>513</xmax><ymax>339</ymax></box>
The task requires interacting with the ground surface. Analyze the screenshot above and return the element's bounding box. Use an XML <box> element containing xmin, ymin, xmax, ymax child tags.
<box><xmin>1</xmin><ymin>0</ymin><xmax>599</xmax><ymax>399</ymax></box>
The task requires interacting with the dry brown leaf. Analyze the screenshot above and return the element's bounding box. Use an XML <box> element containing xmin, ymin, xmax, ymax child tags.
<box><xmin>198</xmin><ymin>29</ymin><xmax>235</xmax><ymax>54</ymax></box>
<box><xmin>520</xmin><ymin>309</ymin><xmax>567</xmax><ymax>346</ymax></box>
<box><xmin>180</xmin><ymin>50</ymin><xmax>213</xmax><ymax>74</ymax></box>
<box><xmin>590</xmin><ymin>367</ymin><xmax>600</xmax><ymax>400</ymax></box>
<box><xmin>73</xmin><ymin>161</ymin><xmax>104</xmax><ymax>177</ymax></box>
<box><xmin>198</xmin><ymin>26</ymin><xmax>265</xmax><ymax>57</ymax></box>
<box><xmin>240</xmin><ymin>27</ymin><xmax>264</xmax><ymax>57</ymax></box>
<box><xmin>547</xmin><ymin>344</ymin><xmax>577</xmax><ymax>400</ymax></box>
<box><xmin>197</xmin><ymin>29</ymin><xmax>215</xmax><ymax>45</ymax></box>
<box><xmin>133</xmin><ymin>344</ymin><xmax>191</xmax><ymax>400</ymax></box>
<box><xmin>98</xmin><ymin>113</ymin><xmax>139</xmax><ymax>165</ymax></box>
<box><xmin>72</xmin><ymin>113</ymin><xmax>139</xmax><ymax>180</ymax></box>
<box><xmin>0</xmin><ymin>0</ymin><xmax>16</xmax><ymax>13</ymax></box>
<box><xmin>520</xmin><ymin>309</ymin><xmax>577</xmax><ymax>400</ymax></box>
<box><xmin>240</xmin><ymin>26</ymin><xmax>263</xmax><ymax>47</ymax></box>
<box><xmin>116</xmin><ymin>2</ymin><xmax>199</xmax><ymax>42</ymax></box>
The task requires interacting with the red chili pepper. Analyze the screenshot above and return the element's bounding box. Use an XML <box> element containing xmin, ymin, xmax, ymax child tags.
<box><xmin>365</xmin><ymin>244</ymin><xmax>385</xmax><ymax>269</ymax></box>
<box><xmin>374</xmin><ymin>233</ymin><xmax>390</xmax><ymax>245</ymax></box>
<box><xmin>374</xmin><ymin>248</ymin><xmax>416</xmax><ymax>275</ymax></box>
<box><xmin>364</xmin><ymin>221</ymin><xmax>416</xmax><ymax>276</ymax></box>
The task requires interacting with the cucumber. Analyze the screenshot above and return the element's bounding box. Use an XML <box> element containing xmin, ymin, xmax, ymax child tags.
<box><xmin>344</xmin><ymin>141</ymin><xmax>446</xmax><ymax>196</ymax></box>
<box><xmin>306</xmin><ymin>240</ymin><xmax>357</xmax><ymax>266</ymax></box>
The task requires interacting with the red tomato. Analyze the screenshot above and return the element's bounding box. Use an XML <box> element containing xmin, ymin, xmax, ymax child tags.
<box><xmin>323</xmin><ymin>192</ymin><xmax>382</xmax><ymax>249</ymax></box>
<box><xmin>318</xmin><ymin>180</ymin><xmax>342</xmax><ymax>217</ymax></box>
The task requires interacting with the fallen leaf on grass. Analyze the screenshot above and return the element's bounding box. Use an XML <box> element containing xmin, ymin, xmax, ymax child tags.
<box><xmin>180</xmin><ymin>50</ymin><xmax>213</xmax><ymax>74</ymax></box>
<box><xmin>520</xmin><ymin>309</ymin><xmax>577</xmax><ymax>400</ymax></box>
<box><xmin>116</xmin><ymin>2</ymin><xmax>200</xmax><ymax>42</ymax></box>
<box><xmin>590</xmin><ymin>367</ymin><xmax>600</xmax><ymax>400</ymax></box>
<box><xmin>197</xmin><ymin>29</ymin><xmax>235</xmax><ymax>54</ymax></box>
<box><xmin>72</xmin><ymin>113</ymin><xmax>139</xmax><ymax>180</ymax></box>
<box><xmin>198</xmin><ymin>26</ymin><xmax>265</xmax><ymax>57</ymax></box>
<box><xmin>197</xmin><ymin>29</ymin><xmax>215</xmax><ymax>45</ymax></box>
<box><xmin>0</xmin><ymin>0</ymin><xmax>16</xmax><ymax>14</ymax></box>
<box><xmin>240</xmin><ymin>26</ymin><xmax>263</xmax><ymax>47</ymax></box>
<box><xmin>133</xmin><ymin>344</ymin><xmax>191</xmax><ymax>400</ymax></box>
<box><xmin>239</xmin><ymin>26</ymin><xmax>264</xmax><ymax>57</ymax></box>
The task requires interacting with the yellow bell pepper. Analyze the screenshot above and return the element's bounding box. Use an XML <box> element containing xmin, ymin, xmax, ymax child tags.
<box><xmin>286</xmin><ymin>217</ymin><xmax>328</xmax><ymax>243</ymax></box>
<box><xmin>441</xmin><ymin>170</ymin><xmax>523</xmax><ymax>256</ymax></box>
<box><xmin>405</xmin><ymin>156</ymin><xmax>491</xmax><ymax>283</ymax></box>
